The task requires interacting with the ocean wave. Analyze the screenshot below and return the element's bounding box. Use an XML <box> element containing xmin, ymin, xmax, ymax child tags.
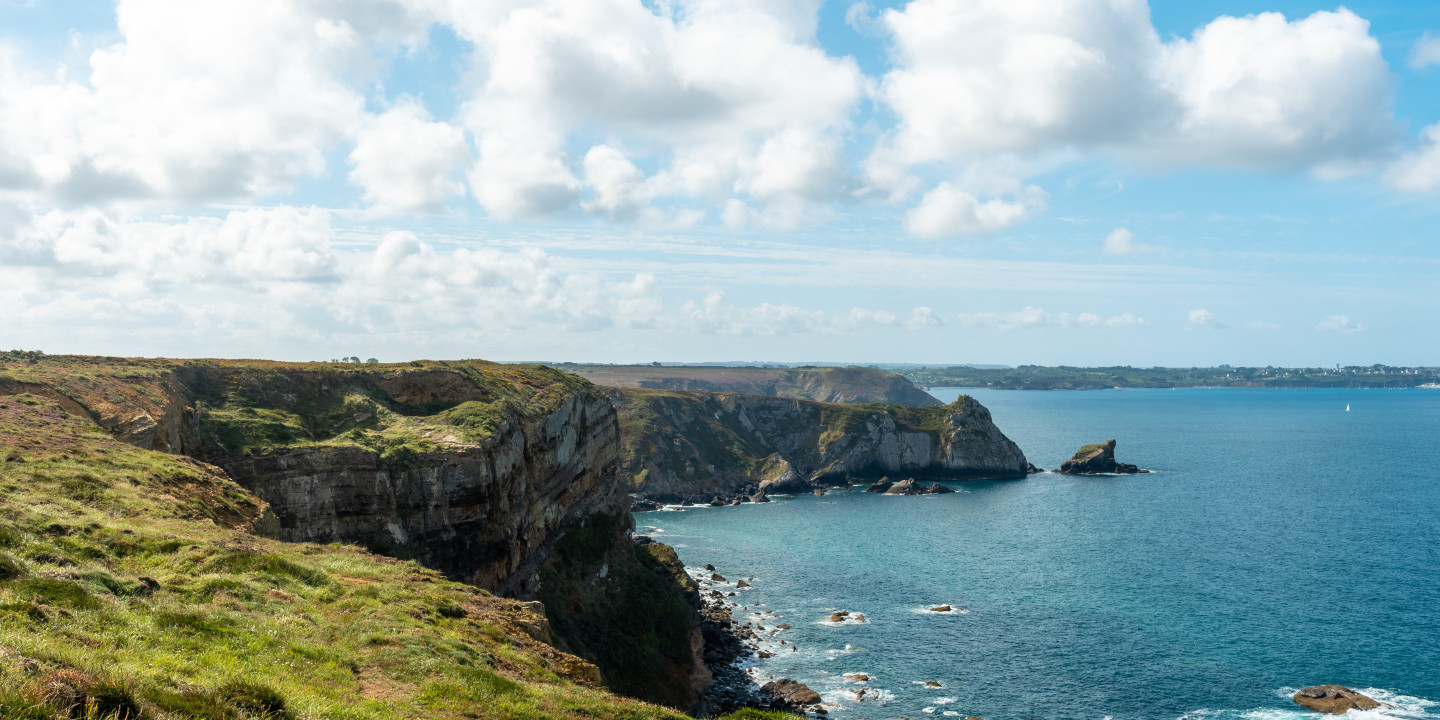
<box><xmin>1178</xmin><ymin>688</ymin><xmax>1438</xmax><ymax>720</ymax></box>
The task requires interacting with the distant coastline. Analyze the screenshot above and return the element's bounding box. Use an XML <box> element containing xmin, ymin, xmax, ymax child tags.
<box><xmin>904</xmin><ymin>364</ymin><xmax>1440</xmax><ymax>390</ymax></box>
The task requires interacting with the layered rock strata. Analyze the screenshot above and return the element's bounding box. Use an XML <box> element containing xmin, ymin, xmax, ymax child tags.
<box><xmin>611</xmin><ymin>388</ymin><xmax>1030</xmax><ymax>501</ymax></box>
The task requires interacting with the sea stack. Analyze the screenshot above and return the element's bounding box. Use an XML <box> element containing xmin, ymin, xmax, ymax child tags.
<box><xmin>1056</xmin><ymin>439</ymin><xmax>1148</xmax><ymax>474</ymax></box>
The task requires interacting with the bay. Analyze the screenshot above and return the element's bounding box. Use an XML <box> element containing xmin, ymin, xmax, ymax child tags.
<box><xmin>637</xmin><ymin>387</ymin><xmax>1440</xmax><ymax>720</ymax></box>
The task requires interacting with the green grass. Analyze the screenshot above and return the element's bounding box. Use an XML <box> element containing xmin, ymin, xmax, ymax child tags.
<box><xmin>0</xmin><ymin>394</ymin><xmax>696</xmax><ymax>720</ymax></box>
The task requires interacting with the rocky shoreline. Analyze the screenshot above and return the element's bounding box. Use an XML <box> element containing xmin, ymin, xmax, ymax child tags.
<box><xmin>688</xmin><ymin>565</ymin><xmax>829</xmax><ymax>717</ymax></box>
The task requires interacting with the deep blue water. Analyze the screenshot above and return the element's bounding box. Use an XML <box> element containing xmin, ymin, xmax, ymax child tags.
<box><xmin>637</xmin><ymin>388</ymin><xmax>1440</xmax><ymax>720</ymax></box>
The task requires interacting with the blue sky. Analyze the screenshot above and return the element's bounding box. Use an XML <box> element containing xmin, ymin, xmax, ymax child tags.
<box><xmin>0</xmin><ymin>0</ymin><xmax>1437</xmax><ymax>366</ymax></box>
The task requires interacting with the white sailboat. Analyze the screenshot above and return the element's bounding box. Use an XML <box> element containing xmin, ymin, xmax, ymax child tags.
<box><xmin>1346</xmin><ymin>404</ymin><xmax>1351</xmax><ymax>412</ymax></box>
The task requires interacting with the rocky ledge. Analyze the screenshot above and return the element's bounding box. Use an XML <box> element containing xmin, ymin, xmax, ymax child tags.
<box><xmin>1055</xmin><ymin>439</ymin><xmax>1149</xmax><ymax>474</ymax></box>
<box><xmin>866</xmin><ymin>477</ymin><xmax>955</xmax><ymax>495</ymax></box>
<box><xmin>1293</xmin><ymin>685</ymin><xmax>1386</xmax><ymax>714</ymax></box>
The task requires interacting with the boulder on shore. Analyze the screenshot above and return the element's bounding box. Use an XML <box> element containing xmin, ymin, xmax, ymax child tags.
<box><xmin>750</xmin><ymin>492</ymin><xmax>771</xmax><ymax>503</ymax></box>
<box><xmin>1293</xmin><ymin>686</ymin><xmax>1385</xmax><ymax>714</ymax></box>
<box><xmin>760</xmin><ymin>678</ymin><xmax>822</xmax><ymax>707</ymax></box>
<box><xmin>1056</xmin><ymin>439</ymin><xmax>1148</xmax><ymax>475</ymax></box>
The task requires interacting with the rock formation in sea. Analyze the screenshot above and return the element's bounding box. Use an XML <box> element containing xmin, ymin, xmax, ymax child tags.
<box><xmin>1055</xmin><ymin>439</ymin><xmax>1148</xmax><ymax>474</ymax></box>
<box><xmin>883</xmin><ymin>477</ymin><xmax>955</xmax><ymax>495</ymax></box>
<box><xmin>609</xmin><ymin>388</ymin><xmax>1031</xmax><ymax>501</ymax></box>
<box><xmin>1293</xmin><ymin>685</ymin><xmax>1385</xmax><ymax>714</ymax></box>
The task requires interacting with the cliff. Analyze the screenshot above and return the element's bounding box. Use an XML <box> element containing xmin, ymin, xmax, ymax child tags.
<box><xmin>0</xmin><ymin>355</ymin><xmax>710</xmax><ymax>712</ymax></box>
<box><xmin>610</xmin><ymin>387</ymin><xmax>1030</xmax><ymax>501</ymax></box>
<box><xmin>568</xmin><ymin>365</ymin><xmax>942</xmax><ymax>407</ymax></box>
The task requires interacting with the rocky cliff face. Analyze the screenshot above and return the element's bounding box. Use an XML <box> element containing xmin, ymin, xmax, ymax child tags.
<box><xmin>611</xmin><ymin>388</ymin><xmax>1029</xmax><ymax>501</ymax></box>
<box><xmin>1</xmin><ymin>356</ymin><xmax>709</xmax><ymax>712</ymax></box>
<box><xmin>215</xmin><ymin>389</ymin><xmax>620</xmax><ymax>597</ymax></box>
<box><xmin>571</xmin><ymin>365</ymin><xmax>942</xmax><ymax>407</ymax></box>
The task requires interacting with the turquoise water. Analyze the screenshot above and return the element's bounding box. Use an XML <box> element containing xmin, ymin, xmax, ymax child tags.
<box><xmin>637</xmin><ymin>388</ymin><xmax>1440</xmax><ymax>720</ymax></box>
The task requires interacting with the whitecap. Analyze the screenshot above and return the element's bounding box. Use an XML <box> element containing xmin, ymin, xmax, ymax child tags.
<box><xmin>1177</xmin><ymin>687</ymin><xmax>1439</xmax><ymax>720</ymax></box>
<box><xmin>911</xmin><ymin>605</ymin><xmax>970</xmax><ymax>615</ymax></box>
<box><xmin>934</xmin><ymin>697</ymin><xmax>956</xmax><ymax>705</ymax></box>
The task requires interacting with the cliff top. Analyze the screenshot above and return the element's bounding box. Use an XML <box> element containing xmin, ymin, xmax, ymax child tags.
<box><xmin>566</xmin><ymin>364</ymin><xmax>941</xmax><ymax>407</ymax></box>
<box><xmin>0</xmin><ymin>354</ymin><xmax>598</xmax><ymax>459</ymax></box>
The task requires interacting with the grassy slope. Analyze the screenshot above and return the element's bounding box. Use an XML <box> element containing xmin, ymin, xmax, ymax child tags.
<box><xmin>0</xmin><ymin>394</ymin><xmax>690</xmax><ymax>720</ymax></box>
<box><xmin>0</xmin><ymin>356</ymin><xmax>782</xmax><ymax>720</ymax></box>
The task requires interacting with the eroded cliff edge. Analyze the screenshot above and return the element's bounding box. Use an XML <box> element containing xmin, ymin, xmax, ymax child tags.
<box><xmin>610</xmin><ymin>387</ymin><xmax>1030</xmax><ymax>501</ymax></box>
<box><xmin>1</xmin><ymin>357</ymin><xmax>709</xmax><ymax>712</ymax></box>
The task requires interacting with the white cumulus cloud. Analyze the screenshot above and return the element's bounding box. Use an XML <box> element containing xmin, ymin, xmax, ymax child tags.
<box><xmin>1101</xmin><ymin>227</ymin><xmax>1157</xmax><ymax>256</ymax></box>
<box><xmin>871</xmin><ymin>1</ymin><xmax>1398</xmax><ymax>193</ymax></box>
<box><xmin>349</xmin><ymin>103</ymin><xmax>471</xmax><ymax>213</ymax></box>
<box><xmin>904</xmin><ymin>182</ymin><xmax>1045</xmax><ymax>238</ymax></box>
<box><xmin>1188</xmin><ymin>308</ymin><xmax>1224</xmax><ymax>328</ymax></box>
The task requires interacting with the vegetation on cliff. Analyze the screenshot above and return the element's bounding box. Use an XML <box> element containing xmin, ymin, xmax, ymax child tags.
<box><xmin>564</xmin><ymin>365</ymin><xmax>940</xmax><ymax>407</ymax></box>
<box><xmin>0</xmin><ymin>355</ymin><xmax>736</xmax><ymax>718</ymax></box>
<box><xmin>0</xmin><ymin>393</ymin><xmax>689</xmax><ymax>720</ymax></box>
<box><xmin>610</xmin><ymin>387</ymin><xmax>1027</xmax><ymax>501</ymax></box>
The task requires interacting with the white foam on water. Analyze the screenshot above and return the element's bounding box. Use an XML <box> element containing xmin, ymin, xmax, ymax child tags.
<box><xmin>922</xmin><ymin>707</ymin><xmax>936</xmax><ymax>714</ymax></box>
<box><xmin>934</xmin><ymin>697</ymin><xmax>956</xmax><ymax>705</ymax></box>
<box><xmin>910</xmin><ymin>605</ymin><xmax>970</xmax><ymax>615</ymax></box>
<box><xmin>943</xmin><ymin>711</ymin><xmax>961</xmax><ymax>716</ymax></box>
<box><xmin>1178</xmin><ymin>688</ymin><xmax>1438</xmax><ymax>720</ymax></box>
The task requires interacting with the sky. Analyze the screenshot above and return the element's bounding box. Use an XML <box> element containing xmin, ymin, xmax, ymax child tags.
<box><xmin>0</xmin><ymin>0</ymin><xmax>1438</xmax><ymax>367</ymax></box>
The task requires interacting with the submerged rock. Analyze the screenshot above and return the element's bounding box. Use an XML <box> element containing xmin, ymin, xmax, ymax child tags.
<box><xmin>1293</xmin><ymin>686</ymin><xmax>1385</xmax><ymax>714</ymax></box>
<box><xmin>930</xmin><ymin>605</ymin><xmax>951</xmax><ymax>612</ymax></box>
<box><xmin>1056</xmin><ymin>439</ymin><xmax>1148</xmax><ymax>475</ymax></box>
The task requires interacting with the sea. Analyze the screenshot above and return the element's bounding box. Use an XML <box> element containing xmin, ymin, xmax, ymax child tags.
<box><xmin>635</xmin><ymin>387</ymin><xmax>1440</xmax><ymax>720</ymax></box>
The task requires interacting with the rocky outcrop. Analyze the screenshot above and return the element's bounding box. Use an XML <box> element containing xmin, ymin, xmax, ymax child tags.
<box><xmin>611</xmin><ymin>388</ymin><xmax>1030</xmax><ymax>501</ymax></box>
<box><xmin>1056</xmin><ymin>439</ymin><xmax>1148</xmax><ymax>475</ymax></box>
<box><xmin>572</xmin><ymin>364</ymin><xmax>943</xmax><ymax>407</ymax></box>
<box><xmin>759</xmin><ymin>679</ymin><xmax>823</xmax><ymax>709</ymax></box>
<box><xmin>883</xmin><ymin>478</ymin><xmax>955</xmax><ymax>495</ymax></box>
<box><xmin>217</xmin><ymin>388</ymin><xmax>619</xmax><ymax>597</ymax></box>
<box><xmin>1293</xmin><ymin>686</ymin><xmax>1385</xmax><ymax>714</ymax></box>
<box><xmin>9</xmin><ymin>357</ymin><xmax>710</xmax><ymax>713</ymax></box>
